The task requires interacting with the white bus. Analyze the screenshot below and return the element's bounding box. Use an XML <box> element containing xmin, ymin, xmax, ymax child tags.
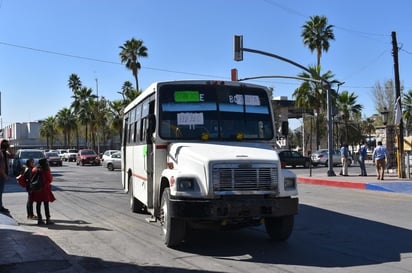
<box><xmin>121</xmin><ymin>80</ymin><xmax>298</xmax><ymax>247</ymax></box>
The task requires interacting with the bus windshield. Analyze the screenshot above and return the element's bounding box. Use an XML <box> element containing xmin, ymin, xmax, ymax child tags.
<box><xmin>158</xmin><ymin>83</ymin><xmax>274</xmax><ymax>141</ymax></box>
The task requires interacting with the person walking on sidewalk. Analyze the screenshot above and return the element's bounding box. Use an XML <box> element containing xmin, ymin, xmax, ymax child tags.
<box><xmin>372</xmin><ymin>141</ymin><xmax>388</xmax><ymax>180</ymax></box>
<box><xmin>358</xmin><ymin>140</ymin><xmax>368</xmax><ymax>176</ymax></box>
<box><xmin>340</xmin><ymin>143</ymin><xmax>349</xmax><ymax>176</ymax></box>
<box><xmin>31</xmin><ymin>158</ymin><xmax>56</xmax><ymax>225</ymax></box>
<box><xmin>0</xmin><ymin>139</ymin><xmax>13</xmax><ymax>214</ymax></box>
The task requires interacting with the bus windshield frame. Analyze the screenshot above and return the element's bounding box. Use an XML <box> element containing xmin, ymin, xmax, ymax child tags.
<box><xmin>158</xmin><ymin>83</ymin><xmax>274</xmax><ymax>141</ymax></box>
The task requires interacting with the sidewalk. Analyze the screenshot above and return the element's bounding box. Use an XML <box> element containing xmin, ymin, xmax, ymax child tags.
<box><xmin>298</xmin><ymin>169</ymin><xmax>412</xmax><ymax>195</ymax></box>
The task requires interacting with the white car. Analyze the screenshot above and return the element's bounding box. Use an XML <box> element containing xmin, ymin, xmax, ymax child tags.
<box><xmin>101</xmin><ymin>150</ymin><xmax>120</xmax><ymax>163</ymax></box>
<box><xmin>103</xmin><ymin>151</ymin><xmax>121</xmax><ymax>171</ymax></box>
<box><xmin>311</xmin><ymin>149</ymin><xmax>353</xmax><ymax>167</ymax></box>
<box><xmin>64</xmin><ymin>149</ymin><xmax>78</xmax><ymax>162</ymax></box>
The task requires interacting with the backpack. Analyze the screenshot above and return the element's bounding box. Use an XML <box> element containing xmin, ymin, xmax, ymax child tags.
<box><xmin>30</xmin><ymin>170</ymin><xmax>43</xmax><ymax>191</ymax></box>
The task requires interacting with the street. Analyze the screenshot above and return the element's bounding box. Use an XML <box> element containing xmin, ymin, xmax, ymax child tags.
<box><xmin>3</xmin><ymin>161</ymin><xmax>412</xmax><ymax>273</ymax></box>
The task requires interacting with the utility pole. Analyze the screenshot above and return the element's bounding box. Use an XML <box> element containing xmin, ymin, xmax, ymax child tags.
<box><xmin>96</xmin><ymin>78</ymin><xmax>100</xmax><ymax>155</ymax></box>
<box><xmin>391</xmin><ymin>31</ymin><xmax>405</xmax><ymax>178</ymax></box>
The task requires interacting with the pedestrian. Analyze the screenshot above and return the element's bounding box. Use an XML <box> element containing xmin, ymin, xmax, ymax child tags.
<box><xmin>31</xmin><ymin>158</ymin><xmax>56</xmax><ymax>225</ymax></box>
<box><xmin>22</xmin><ymin>158</ymin><xmax>37</xmax><ymax>220</ymax></box>
<box><xmin>0</xmin><ymin>139</ymin><xmax>13</xmax><ymax>214</ymax></box>
<box><xmin>372</xmin><ymin>141</ymin><xmax>388</xmax><ymax>180</ymax></box>
<box><xmin>358</xmin><ymin>140</ymin><xmax>368</xmax><ymax>176</ymax></box>
<box><xmin>340</xmin><ymin>143</ymin><xmax>349</xmax><ymax>176</ymax></box>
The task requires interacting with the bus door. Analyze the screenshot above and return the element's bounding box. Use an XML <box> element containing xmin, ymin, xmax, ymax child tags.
<box><xmin>142</xmin><ymin>99</ymin><xmax>155</xmax><ymax>208</ymax></box>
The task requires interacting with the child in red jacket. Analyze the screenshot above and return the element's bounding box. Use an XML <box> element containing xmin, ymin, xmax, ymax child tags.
<box><xmin>31</xmin><ymin>158</ymin><xmax>56</xmax><ymax>225</ymax></box>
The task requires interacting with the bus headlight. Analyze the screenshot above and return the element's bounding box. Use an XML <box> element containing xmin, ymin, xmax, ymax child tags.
<box><xmin>284</xmin><ymin>177</ymin><xmax>296</xmax><ymax>190</ymax></box>
<box><xmin>177</xmin><ymin>178</ymin><xmax>195</xmax><ymax>191</ymax></box>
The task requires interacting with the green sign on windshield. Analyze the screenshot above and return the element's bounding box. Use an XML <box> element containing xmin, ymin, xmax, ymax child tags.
<box><xmin>174</xmin><ymin>91</ymin><xmax>200</xmax><ymax>102</ymax></box>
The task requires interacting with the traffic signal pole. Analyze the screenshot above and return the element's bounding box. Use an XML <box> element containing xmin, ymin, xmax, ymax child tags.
<box><xmin>234</xmin><ymin>35</ymin><xmax>337</xmax><ymax>176</ymax></box>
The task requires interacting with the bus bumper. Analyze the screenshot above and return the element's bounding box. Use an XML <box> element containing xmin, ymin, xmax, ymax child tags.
<box><xmin>168</xmin><ymin>196</ymin><xmax>298</xmax><ymax>219</ymax></box>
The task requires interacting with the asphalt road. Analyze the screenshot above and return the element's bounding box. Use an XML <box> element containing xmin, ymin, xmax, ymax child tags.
<box><xmin>3</xmin><ymin>161</ymin><xmax>412</xmax><ymax>273</ymax></box>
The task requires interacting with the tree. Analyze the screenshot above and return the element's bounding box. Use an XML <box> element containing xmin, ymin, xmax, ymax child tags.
<box><xmin>335</xmin><ymin>90</ymin><xmax>363</xmax><ymax>145</ymax></box>
<box><xmin>56</xmin><ymin>108</ymin><xmax>76</xmax><ymax>147</ymax></box>
<box><xmin>71</xmin><ymin>87</ymin><xmax>97</xmax><ymax>148</ymax></box>
<box><xmin>39</xmin><ymin>117</ymin><xmax>57</xmax><ymax>149</ymax></box>
<box><xmin>372</xmin><ymin>79</ymin><xmax>399</xmax><ymax>125</ymax></box>
<box><xmin>402</xmin><ymin>89</ymin><xmax>412</xmax><ymax>135</ymax></box>
<box><xmin>68</xmin><ymin>73</ymin><xmax>82</xmax><ymax>92</ymax></box>
<box><xmin>292</xmin><ymin>65</ymin><xmax>334</xmax><ymax>150</ymax></box>
<box><xmin>109</xmin><ymin>100</ymin><xmax>125</xmax><ymax>141</ymax></box>
<box><xmin>118</xmin><ymin>81</ymin><xmax>140</xmax><ymax>106</ymax></box>
<box><xmin>119</xmin><ymin>38</ymin><xmax>148</xmax><ymax>91</ymax></box>
<box><xmin>301</xmin><ymin>15</ymin><xmax>335</xmax><ymax>67</ymax></box>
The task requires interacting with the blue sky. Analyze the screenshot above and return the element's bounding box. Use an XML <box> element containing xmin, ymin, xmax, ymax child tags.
<box><xmin>1</xmin><ymin>0</ymin><xmax>412</xmax><ymax>130</ymax></box>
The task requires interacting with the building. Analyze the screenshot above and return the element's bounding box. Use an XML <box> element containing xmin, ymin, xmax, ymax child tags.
<box><xmin>2</xmin><ymin>121</ymin><xmax>47</xmax><ymax>150</ymax></box>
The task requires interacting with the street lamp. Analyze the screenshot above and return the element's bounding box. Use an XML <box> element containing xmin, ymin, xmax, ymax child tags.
<box><xmin>381</xmin><ymin>107</ymin><xmax>389</xmax><ymax>125</ymax></box>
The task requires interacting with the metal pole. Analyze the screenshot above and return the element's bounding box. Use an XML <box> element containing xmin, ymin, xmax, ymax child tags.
<box><xmin>326</xmin><ymin>84</ymin><xmax>335</xmax><ymax>176</ymax></box>
<box><xmin>96</xmin><ymin>78</ymin><xmax>100</xmax><ymax>155</ymax></box>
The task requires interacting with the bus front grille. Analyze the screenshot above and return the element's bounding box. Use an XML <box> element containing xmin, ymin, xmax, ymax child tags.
<box><xmin>212</xmin><ymin>164</ymin><xmax>278</xmax><ymax>192</ymax></box>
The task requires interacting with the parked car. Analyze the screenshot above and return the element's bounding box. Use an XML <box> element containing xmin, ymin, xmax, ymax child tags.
<box><xmin>278</xmin><ymin>150</ymin><xmax>311</xmax><ymax>168</ymax></box>
<box><xmin>311</xmin><ymin>149</ymin><xmax>353</xmax><ymax>167</ymax></box>
<box><xmin>76</xmin><ymin>149</ymin><xmax>101</xmax><ymax>166</ymax></box>
<box><xmin>103</xmin><ymin>151</ymin><xmax>121</xmax><ymax>171</ymax></box>
<box><xmin>12</xmin><ymin>149</ymin><xmax>46</xmax><ymax>175</ymax></box>
<box><xmin>64</xmin><ymin>149</ymin><xmax>78</xmax><ymax>162</ymax></box>
<box><xmin>56</xmin><ymin>149</ymin><xmax>67</xmax><ymax>160</ymax></box>
<box><xmin>101</xmin><ymin>150</ymin><xmax>120</xmax><ymax>163</ymax></box>
<box><xmin>45</xmin><ymin>151</ymin><xmax>63</xmax><ymax>166</ymax></box>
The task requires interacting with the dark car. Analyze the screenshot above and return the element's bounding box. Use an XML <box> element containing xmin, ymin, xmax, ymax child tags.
<box><xmin>278</xmin><ymin>150</ymin><xmax>311</xmax><ymax>168</ymax></box>
<box><xmin>76</xmin><ymin>149</ymin><xmax>101</xmax><ymax>166</ymax></box>
<box><xmin>45</xmin><ymin>151</ymin><xmax>63</xmax><ymax>166</ymax></box>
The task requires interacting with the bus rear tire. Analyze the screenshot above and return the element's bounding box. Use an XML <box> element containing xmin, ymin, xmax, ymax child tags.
<box><xmin>160</xmin><ymin>188</ymin><xmax>186</xmax><ymax>247</ymax></box>
<box><xmin>264</xmin><ymin>215</ymin><xmax>294</xmax><ymax>241</ymax></box>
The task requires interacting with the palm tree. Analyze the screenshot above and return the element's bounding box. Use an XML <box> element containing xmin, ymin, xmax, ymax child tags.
<box><xmin>402</xmin><ymin>89</ymin><xmax>412</xmax><ymax>135</ymax></box>
<box><xmin>71</xmin><ymin>87</ymin><xmax>97</xmax><ymax>147</ymax></box>
<box><xmin>301</xmin><ymin>15</ymin><xmax>335</xmax><ymax>67</ymax></box>
<box><xmin>119</xmin><ymin>38</ymin><xmax>148</xmax><ymax>91</ymax></box>
<box><xmin>39</xmin><ymin>117</ymin><xmax>57</xmax><ymax>149</ymax></box>
<box><xmin>56</xmin><ymin>108</ymin><xmax>76</xmax><ymax>147</ymax></box>
<box><xmin>293</xmin><ymin>65</ymin><xmax>334</xmax><ymax>150</ymax></box>
<box><xmin>109</xmin><ymin>100</ymin><xmax>125</xmax><ymax>141</ymax></box>
<box><xmin>335</xmin><ymin>90</ymin><xmax>363</xmax><ymax>145</ymax></box>
<box><xmin>118</xmin><ymin>81</ymin><xmax>140</xmax><ymax>106</ymax></box>
<box><xmin>68</xmin><ymin>73</ymin><xmax>82</xmax><ymax>92</ymax></box>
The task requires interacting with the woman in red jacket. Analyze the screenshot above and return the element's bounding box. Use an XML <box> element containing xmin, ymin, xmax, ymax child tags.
<box><xmin>31</xmin><ymin>158</ymin><xmax>56</xmax><ymax>225</ymax></box>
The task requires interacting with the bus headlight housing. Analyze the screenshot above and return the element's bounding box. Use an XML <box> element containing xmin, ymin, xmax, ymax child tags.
<box><xmin>177</xmin><ymin>178</ymin><xmax>195</xmax><ymax>191</ymax></box>
<box><xmin>284</xmin><ymin>177</ymin><xmax>296</xmax><ymax>191</ymax></box>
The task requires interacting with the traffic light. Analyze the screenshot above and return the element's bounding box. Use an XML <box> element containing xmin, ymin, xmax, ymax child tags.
<box><xmin>234</xmin><ymin>35</ymin><xmax>243</xmax><ymax>61</ymax></box>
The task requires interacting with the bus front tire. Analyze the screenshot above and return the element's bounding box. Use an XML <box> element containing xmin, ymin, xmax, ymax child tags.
<box><xmin>160</xmin><ymin>188</ymin><xmax>186</xmax><ymax>247</ymax></box>
<box><xmin>264</xmin><ymin>215</ymin><xmax>294</xmax><ymax>241</ymax></box>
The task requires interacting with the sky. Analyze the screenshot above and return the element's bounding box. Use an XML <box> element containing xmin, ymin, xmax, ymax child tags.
<box><xmin>1</xmin><ymin>0</ymin><xmax>412</xmax><ymax>130</ymax></box>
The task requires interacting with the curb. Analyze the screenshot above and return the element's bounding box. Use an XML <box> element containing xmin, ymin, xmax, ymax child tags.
<box><xmin>298</xmin><ymin>176</ymin><xmax>412</xmax><ymax>195</ymax></box>
<box><xmin>0</xmin><ymin>213</ymin><xmax>18</xmax><ymax>227</ymax></box>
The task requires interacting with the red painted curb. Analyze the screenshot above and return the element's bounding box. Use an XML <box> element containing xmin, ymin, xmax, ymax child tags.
<box><xmin>297</xmin><ymin>177</ymin><xmax>366</xmax><ymax>190</ymax></box>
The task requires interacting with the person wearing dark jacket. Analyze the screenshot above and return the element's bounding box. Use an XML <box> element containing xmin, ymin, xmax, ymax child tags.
<box><xmin>22</xmin><ymin>158</ymin><xmax>37</xmax><ymax>219</ymax></box>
